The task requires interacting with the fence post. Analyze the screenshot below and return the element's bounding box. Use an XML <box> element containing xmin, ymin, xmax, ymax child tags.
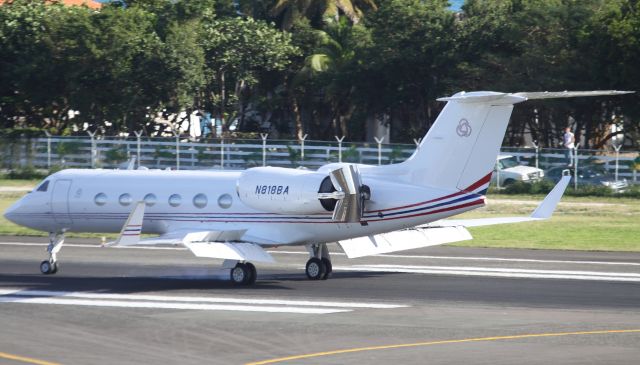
<box><xmin>220</xmin><ymin>138</ymin><xmax>225</xmax><ymax>170</ymax></box>
<box><xmin>172</xmin><ymin>131</ymin><xmax>180</xmax><ymax>170</ymax></box>
<box><xmin>44</xmin><ymin>131</ymin><xmax>52</xmax><ymax>169</ymax></box>
<box><xmin>87</xmin><ymin>131</ymin><xmax>96</xmax><ymax>169</ymax></box>
<box><xmin>134</xmin><ymin>131</ymin><xmax>143</xmax><ymax>169</ymax></box>
<box><xmin>496</xmin><ymin>160</ymin><xmax>501</xmax><ymax>189</ymax></box>
<box><xmin>574</xmin><ymin>144</ymin><xmax>580</xmax><ymax>191</ymax></box>
<box><xmin>300</xmin><ymin>134</ymin><xmax>308</xmax><ymax>163</ymax></box>
<box><xmin>413</xmin><ymin>138</ymin><xmax>422</xmax><ymax>149</ymax></box>
<box><xmin>614</xmin><ymin>145</ymin><xmax>622</xmax><ymax>182</ymax></box>
<box><xmin>532</xmin><ymin>141</ymin><xmax>539</xmax><ymax>170</ymax></box>
<box><xmin>374</xmin><ymin>136</ymin><xmax>385</xmax><ymax>165</ymax></box>
<box><xmin>261</xmin><ymin>133</ymin><xmax>269</xmax><ymax>166</ymax></box>
<box><xmin>335</xmin><ymin>136</ymin><xmax>345</xmax><ymax>163</ymax></box>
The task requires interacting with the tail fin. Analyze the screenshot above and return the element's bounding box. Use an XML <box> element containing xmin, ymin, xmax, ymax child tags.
<box><xmin>401</xmin><ymin>90</ymin><xmax>633</xmax><ymax>193</ymax></box>
<box><xmin>401</xmin><ymin>91</ymin><xmax>524</xmax><ymax>192</ymax></box>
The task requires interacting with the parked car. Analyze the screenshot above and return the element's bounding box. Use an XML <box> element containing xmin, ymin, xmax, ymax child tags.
<box><xmin>491</xmin><ymin>155</ymin><xmax>545</xmax><ymax>186</ymax></box>
<box><xmin>545</xmin><ymin>165</ymin><xmax>629</xmax><ymax>191</ymax></box>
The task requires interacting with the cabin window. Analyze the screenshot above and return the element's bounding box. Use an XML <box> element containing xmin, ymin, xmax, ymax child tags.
<box><xmin>218</xmin><ymin>194</ymin><xmax>232</xmax><ymax>209</ymax></box>
<box><xmin>119</xmin><ymin>193</ymin><xmax>132</xmax><ymax>206</ymax></box>
<box><xmin>169</xmin><ymin>194</ymin><xmax>182</xmax><ymax>207</ymax></box>
<box><xmin>143</xmin><ymin>193</ymin><xmax>157</xmax><ymax>207</ymax></box>
<box><xmin>193</xmin><ymin>193</ymin><xmax>207</xmax><ymax>209</ymax></box>
<box><xmin>36</xmin><ymin>180</ymin><xmax>49</xmax><ymax>192</ymax></box>
<box><xmin>94</xmin><ymin>193</ymin><xmax>107</xmax><ymax>206</ymax></box>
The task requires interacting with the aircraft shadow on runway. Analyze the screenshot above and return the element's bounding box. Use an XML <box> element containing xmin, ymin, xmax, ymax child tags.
<box><xmin>0</xmin><ymin>269</ymin><xmax>400</xmax><ymax>294</ymax></box>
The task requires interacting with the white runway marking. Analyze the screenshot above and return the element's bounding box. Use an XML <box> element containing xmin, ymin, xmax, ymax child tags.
<box><xmin>271</xmin><ymin>250</ymin><xmax>640</xmax><ymax>267</ymax></box>
<box><xmin>335</xmin><ymin>265</ymin><xmax>640</xmax><ymax>283</ymax></box>
<box><xmin>0</xmin><ymin>289</ymin><xmax>408</xmax><ymax>314</ymax></box>
<box><xmin>373</xmin><ymin>253</ymin><xmax>640</xmax><ymax>267</ymax></box>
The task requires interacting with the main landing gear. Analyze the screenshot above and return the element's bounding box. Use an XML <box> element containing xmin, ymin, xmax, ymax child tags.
<box><xmin>229</xmin><ymin>261</ymin><xmax>257</xmax><ymax>286</ymax></box>
<box><xmin>226</xmin><ymin>243</ymin><xmax>333</xmax><ymax>285</ymax></box>
<box><xmin>40</xmin><ymin>232</ymin><xmax>65</xmax><ymax>275</ymax></box>
<box><xmin>305</xmin><ymin>243</ymin><xmax>332</xmax><ymax>280</ymax></box>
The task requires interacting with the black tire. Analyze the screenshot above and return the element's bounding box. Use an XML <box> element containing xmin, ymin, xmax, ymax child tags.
<box><xmin>40</xmin><ymin>260</ymin><xmax>52</xmax><ymax>275</ymax></box>
<box><xmin>230</xmin><ymin>263</ymin><xmax>249</xmax><ymax>285</ymax></box>
<box><xmin>321</xmin><ymin>258</ymin><xmax>332</xmax><ymax>280</ymax></box>
<box><xmin>503</xmin><ymin>178</ymin><xmax>516</xmax><ymax>186</ymax></box>
<box><xmin>305</xmin><ymin>258</ymin><xmax>326</xmax><ymax>280</ymax></box>
<box><xmin>246</xmin><ymin>262</ymin><xmax>257</xmax><ymax>285</ymax></box>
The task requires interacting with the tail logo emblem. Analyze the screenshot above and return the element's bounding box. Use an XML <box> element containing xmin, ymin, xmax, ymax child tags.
<box><xmin>456</xmin><ymin>119</ymin><xmax>472</xmax><ymax>137</ymax></box>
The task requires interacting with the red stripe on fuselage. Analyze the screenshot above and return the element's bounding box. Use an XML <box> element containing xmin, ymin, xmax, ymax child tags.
<box><xmin>369</xmin><ymin>172</ymin><xmax>491</xmax><ymax>214</ymax></box>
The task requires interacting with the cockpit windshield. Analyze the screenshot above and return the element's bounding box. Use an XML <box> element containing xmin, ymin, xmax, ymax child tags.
<box><xmin>35</xmin><ymin>180</ymin><xmax>50</xmax><ymax>192</ymax></box>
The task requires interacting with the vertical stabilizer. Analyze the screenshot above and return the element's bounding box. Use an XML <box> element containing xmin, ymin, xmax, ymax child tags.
<box><xmin>400</xmin><ymin>92</ymin><xmax>526</xmax><ymax>192</ymax></box>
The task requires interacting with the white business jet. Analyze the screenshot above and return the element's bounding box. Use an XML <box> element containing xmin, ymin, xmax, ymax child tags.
<box><xmin>4</xmin><ymin>91</ymin><xmax>631</xmax><ymax>285</ymax></box>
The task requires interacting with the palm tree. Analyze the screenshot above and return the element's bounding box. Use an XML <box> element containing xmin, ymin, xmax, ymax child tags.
<box><xmin>269</xmin><ymin>0</ymin><xmax>376</xmax><ymax>30</ymax></box>
<box><xmin>294</xmin><ymin>17</ymin><xmax>360</xmax><ymax>137</ymax></box>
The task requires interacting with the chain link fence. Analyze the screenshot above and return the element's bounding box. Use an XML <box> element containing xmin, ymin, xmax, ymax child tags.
<box><xmin>1</xmin><ymin>136</ymin><xmax>638</xmax><ymax>184</ymax></box>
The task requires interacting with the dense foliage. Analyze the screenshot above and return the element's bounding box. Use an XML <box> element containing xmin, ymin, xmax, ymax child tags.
<box><xmin>0</xmin><ymin>0</ymin><xmax>638</xmax><ymax>147</ymax></box>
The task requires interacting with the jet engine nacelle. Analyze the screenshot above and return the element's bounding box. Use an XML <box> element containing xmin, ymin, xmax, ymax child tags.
<box><xmin>237</xmin><ymin>167</ymin><xmax>333</xmax><ymax>215</ymax></box>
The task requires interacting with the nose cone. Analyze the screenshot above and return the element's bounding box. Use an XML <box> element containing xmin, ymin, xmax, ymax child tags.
<box><xmin>4</xmin><ymin>198</ymin><xmax>23</xmax><ymax>225</ymax></box>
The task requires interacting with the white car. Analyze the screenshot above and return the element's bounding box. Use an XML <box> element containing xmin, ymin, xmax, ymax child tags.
<box><xmin>492</xmin><ymin>155</ymin><xmax>544</xmax><ymax>186</ymax></box>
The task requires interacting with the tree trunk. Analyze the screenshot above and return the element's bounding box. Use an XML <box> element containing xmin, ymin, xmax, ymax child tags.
<box><xmin>219</xmin><ymin>70</ymin><xmax>226</xmax><ymax>132</ymax></box>
<box><xmin>292</xmin><ymin>96</ymin><xmax>304</xmax><ymax>140</ymax></box>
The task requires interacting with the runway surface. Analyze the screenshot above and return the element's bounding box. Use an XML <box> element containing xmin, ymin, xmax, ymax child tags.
<box><xmin>1</xmin><ymin>235</ymin><xmax>639</xmax><ymax>365</ymax></box>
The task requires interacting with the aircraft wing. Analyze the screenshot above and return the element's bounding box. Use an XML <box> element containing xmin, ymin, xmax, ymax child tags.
<box><xmin>338</xmin><ymin>174</ymin><xmax>570</xmax><ymax>258</ymax></box>
<box><xmin>424</xmin><ymin>174</ymin><xmax>571</xmax><ymax>228</ymax></box>
<box><xmin>107</xmin><ymin>203</ymin><xmax>274</xmax><ymax>263</ymax></box>
<box><xmin>337</xmin><ymin>226</ymin><xmax>472</xmax><ymax>258</ymax></box>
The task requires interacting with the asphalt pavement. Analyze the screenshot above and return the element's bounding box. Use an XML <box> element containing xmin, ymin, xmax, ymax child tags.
<box><xmin>1</xmin><ymin>235</ymin><xmax>639</xmax><ymax>365</ymax></box>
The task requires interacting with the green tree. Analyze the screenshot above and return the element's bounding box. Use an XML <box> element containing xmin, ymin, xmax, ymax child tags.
<box><xmin>269</xmin><ymin>0</ymin><xmax>377</xmax><ymax>30</ymax></box>
<box><xmin>200</xmin><ymin>18</ymin><xmax>299</xmax><ymax>134</ymax></box>
<box><xmin>294</xmin><ymin>17</ymin><xmax>370</xmax><ymax>138</ymax></box>
<box><xmin>358</xmin><ymin>0</ymin><xmax>457</xmax><ymax>140</ymax></box>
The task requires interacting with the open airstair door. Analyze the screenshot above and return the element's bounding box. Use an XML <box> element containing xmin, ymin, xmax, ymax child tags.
<box><xmin>337</xmin><ymin>226</ymin><xmax>472</xmax><ymax>258</ymax></box>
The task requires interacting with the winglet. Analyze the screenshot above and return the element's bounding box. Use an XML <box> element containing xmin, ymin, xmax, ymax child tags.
<box><xmin>531</xmin><ymin>173</ymin><xmax>571</xmax><ymax>219</ymax></box>
<box><xmin>109</xmin><ymin>201</ymin><xmax>145</xmax><ymax>246</ymax></box>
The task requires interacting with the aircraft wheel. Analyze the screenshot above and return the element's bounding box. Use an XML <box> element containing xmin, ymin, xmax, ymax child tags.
<box><xmin>230</xmin><ymin>263</ymin><xmax>249</xmax><ymax>285</ymax></box>
<box><xmin>246</xmin><ymin>262</ymin><xmax>257</xmax><ymax>285</ymax></box>
<box><xmin>321</xmin><ymin>258</ymin><xmax>332</xmax><ymax>280</ymax></box>
<box><xmin>40</xmin><ymin>260</ymin><xmax>55</xmax><ymax>275</ymax></box>
<box><xmin>305</xmin><ymin>258</ymin><xmax>326</xmax><ymax>280</ymax></box>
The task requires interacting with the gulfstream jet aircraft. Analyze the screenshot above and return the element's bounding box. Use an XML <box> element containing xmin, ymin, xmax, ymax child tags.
<box><xmin>4</xmin><ymin>91</ymin><xmax>631</xmax><ymax>285</ymax></box>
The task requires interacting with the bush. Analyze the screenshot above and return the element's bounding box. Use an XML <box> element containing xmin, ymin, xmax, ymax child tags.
<box><xmin>489</xmin><ymin>180</ymin><xmax>640</xmax><ymax>198</ymax></box>
<box><xmin>4</xmin><ymin>166</ymin><xmax>47</xmax><ymax>180</ymax></box>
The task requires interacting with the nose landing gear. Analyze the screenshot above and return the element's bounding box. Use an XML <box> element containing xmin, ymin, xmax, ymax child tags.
<box><xmin>40</xmin><ymin>232</ymin><xmax>64</xmax><ymax>275</ymax></box>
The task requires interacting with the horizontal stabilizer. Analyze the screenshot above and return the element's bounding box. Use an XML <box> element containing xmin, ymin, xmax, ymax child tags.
<box><xmin>183</xmin><ymin>241</ymin><xmax>274</xmax><ymax>263</ymax></box>
<box><xmin>514</xmin><ymin>90</ymin><xmax>634</xmax><ymax>100</ymax></box>
<box><xmin>338</xmin><ymin>226</ymin><xmax>472</xmax><ymax>258</ymax></box>
<box><xmin>437</xmin><ymin>90</ymin><xmax>633</xmax><ymax>103</ymax></box>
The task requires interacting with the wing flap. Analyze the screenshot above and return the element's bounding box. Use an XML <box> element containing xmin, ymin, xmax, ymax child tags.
<box><xmin>338</xmin><ymin>226</ymin><xmax>472</xmax><ymax>258</ymax></box>
<box><xmin>183</xmin><ymin>241</ymin><xmax>274</xmax><ymax>263</ymax></box>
